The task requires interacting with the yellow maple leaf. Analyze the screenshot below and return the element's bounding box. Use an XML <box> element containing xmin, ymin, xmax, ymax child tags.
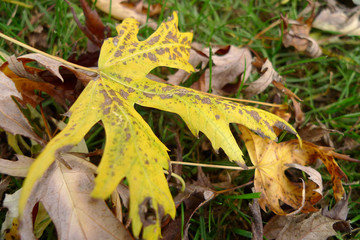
<box><xmin>239</xmin><ymin>125</ymin><xmax>347</xmax><ymax>215</ymax></box>
<box><xmin>19</xmin><ymin>12</ymin><xmax>299</xmax><ymax>239</ymax></box>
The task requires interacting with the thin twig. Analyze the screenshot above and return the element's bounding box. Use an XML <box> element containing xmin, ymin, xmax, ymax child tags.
<box><xmin>0</xmin><ymin>32</ymin><xmax>98</xmax><ymax>74</ymax></box>
<box><xmin>170</xmin><ymin>161</ymin><xmax>254</xmax><ymax>170</ymax></box>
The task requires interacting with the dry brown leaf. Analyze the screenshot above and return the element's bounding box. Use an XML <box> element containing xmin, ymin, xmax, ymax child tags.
<box><xmin>168</xmin><ymin>44</ymin><xmax>252</xmax><ymax>95</ymax></box>
<box><xmin>281</xmin><ymin>4</ymin><xmax>322</xmax><ymax>58</ymax></box>
<box><xmin>263</xmin><ymin>212</ymin><xmax>339</xmax><ymax>240</ymax></box>
<box><xmin>17</xmin><ymin>53</ymin><xmax>94</xmax><ymax>82</ymax></box>
<box><xmin>94</xmin><ymin>0</ymin><xmax>159</xmax><ymax>29</ymax></box>
<box><xmin>163</xmin><ymin>182</ymin><xmax>215</xmax><ymax>240</ymax></box>
<box><xmin>0</xmin><ymin>176</ymin><xmax>11</xmax><ymax>202</ymax></box>
<box><xmin>0</xmin><ymin>71</ymin><xmax>42</xmax><ymax>143</ymax></box>
<box><xmin>239</xmin><ymin>125</ymin><xmax>347</xmax><ymax>215</ymax></box>
<box><xmin>298</xmin><ymin>122</ymin><xmax>342</xmax><ymax>146</ymax></box>
<box><xmin>19</xmin><ymin>154</ymin><xmax>132</xmax><ymax>240</ymax></box>
<box><xmin>249</xmin><ymin>195</ymin><xmax>263</xmax><ymax>240</ymax></box>
<box><xmin>1</xmin><ymin>54</ymin><xmax>93</xmax><ymax>107</ymax></box>
<box><xmin>203</xmin><ymin>45</ymin><xmax>252</xmax><ymax>95</ymax></box>
<box><xmin>66</xmin><ymin>0</ymin><xmax>111</xmax><ymax>48</ymax></box>
<box><xmin>244</xmin><ymin>59</ymin><xmax>281</xmax><ymax>97</ymax></box>
<box><xmin>313</xmin><ymin>2</ymin><xmax>360</xmax><ymax>36</ymax></box>
<box><xmin>0</xmin><ymin>155</ymin><xmax>34</xmax><ymax>177</ymax></box>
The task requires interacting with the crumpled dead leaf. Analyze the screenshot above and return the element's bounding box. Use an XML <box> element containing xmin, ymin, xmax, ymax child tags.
<box><xmin>19</xmin><ymin>154</ymin><xmax>132</xmax><ymax>240</ymax></box>
<box><xmin>298</xmin><ymin>122</ymin><xmax>342</xmax><ymax>147</ymax></box>
<box><xmin>66</xmin><ymin>0</ymin><xmax>111</xmax><ymax>48</ymax></box>
<box><xmin>0</xmin><ymin>71</ymin><xmax>42</xmax><ymax>143</ymax></box>
<box><xmin>1</xmin><ymin>54</ymin><xmax>93</xmax><ymax>107</ymax></box>
<box><xmin>322</xmin><ymin>190</ymin><xmax>351</xmax><ymax>233</ymax></box>
<box><xmin>0</xmin><ymin>155</ymin><xmax>34</xmax><ymax>177</ymax></box>
<box><xmin>238</xmin><ymin>125</ymin><xmax>348</xmax><ymax>215</ymax></box>
<box><xmin>244</xmin><ymin>58</ymin><xmax>281</xmax><ymax>97</ymax></box>
<box><xmin>169</xmin><ymin>44</ymin><xmax>252</xmax><ymax>95</ymax></box>
<box><xmin>281</xmin><ymin>2</ymin><xmax>322</xmax><ymax>58</ymax></box>
<box><xmin>94</xmin><ymin>0</ymin><xmax>160</xmax><ymax>29</ymax></box>
<box><xmin>313</xmin><ymin>0</ymin><xmax>360</xmax><ymax>36</ymax></box>
<box><xmin>263</xmin><ymin>212</ymin><xmax>339</xmax><ymax>240</ymax></box>
<box><xmin>162</xmin><ymin>168</ymin><xmax>216</xmax><ymax>240</ymax></box>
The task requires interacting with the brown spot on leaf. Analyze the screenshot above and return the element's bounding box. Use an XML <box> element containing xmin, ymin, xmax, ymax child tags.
<box><xmin>145</xmin><ymin>160</ymin><xmax>149</xmax><ymax>165</ymax></box>
<box><xmin>174</xmin><ymin>47</ymin><xmax>182</xmax><ymax>58</ymax></box>
<box><xmin>115</xmin><ymin>50</ymin><xmax>122</xmax><ymax>57</ymax></box>
<box><xmin>201</xmin><ymin>97</ymin><xmax>211</xmax><ymax>104</ymax></box>
<box><xmin>148</xmin><ymin>52</ymin><xmax>157</xmax><ymax>62</ymax></box>
<box><xmin>132</xmin><ymin>42</ymin><xmax>138</xmax><ymax>47</ymax></box>
<box><xmin>181</xmin><ymin>36</ymin><xmax>188</xmax><ymax>44</ymax></box>
<box><xmin>245</xmin><ymin>109</ymin><xmax>261</xmax><ymax>122</ymax></box>
<box><xmin>264</xmin><ymin>120</ymin><xmax>274</xmax><ymax>133</ymax></box>
<box><xmin>108</xmin><ymin>89</ymin><xmax>116</xmax><ymax>97</ymax></box>
<box><xmin>143</xmin><ymin>93</ymin><xmax>155</xmax><ymax>98</ymax></box>
<box><xmin>103</xmin><ymin>107</ymin><xmax>111</xmax><ymax>115</ymax></box>
<box><xmin>143</xmin><ymin>53</ymin><xmax>147</xmax><ymax>58</ymax></box>
<box><xmin>124</xmin><ymin>77</ymin><xmax>132</xmax><ymax>82</ymax></box>
<box><xmin>160</xmin><ymin>94</ymin><xmax>173</xmax><ymax>99</ymax></box>
<box><xmin>148</xmin><ymin>35</ymin><xmax>160</xmax><ymax>45</ymax></box>
<box><xmin>215</xmin><ymin>115</ymin><xmax>220</xmax><ymax>120</ymax></box>
<box><xmin>129</xmin><ymin>48</ymin><xmax>136</xmax><ymax>53</ymax></box>
<box><xmin>274</xmin><ymin>121</ymin><xmax>297</xmax><ymax>135</ymax></box>
<box><xmin>162</xmin><ymin>86</ymin><xmax>174</xmax><ymax>92</ymax></box>
<box><xmin>113</xmin><ymin>97</ymin><xmax>123</xmax><ymax>106</ymax></box>
<box><xmin>126</xmin><ymin>133</ymin><xmax>130</xmax><ymax>141</ymax></box>
<box><xmin>156</xmin><ymin>48</ymin><xmax>165</xmax><ymax>55</ymax></box>
<box><xmin>120</xmin><ymin>90</ymin><xmax>129</xmax><ymax>100</ymax></box>
<box><xmin>128</xmin><ymin>88</ymin><xmax>135</xmax><ymax>93</ymax></box>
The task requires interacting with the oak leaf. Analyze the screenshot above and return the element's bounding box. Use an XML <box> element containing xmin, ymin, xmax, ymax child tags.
<box><xmin>19</xmin><ymin>12</ymin><xmax>298</xmax><ymax>239</ymax></box>
<box><xmin>19</xmin><ymin>154</ymin><xmax>131</xmax><ymax>240</ymax></box>
<box><xmin>239</xmin><ymin>125</ymin><xmax>347</xmax><ymax>215</ymax></box>
<box><xmin>263</xmin><ymin>212</ymin><xmax>339</xmax><ymax>240</ymax></box>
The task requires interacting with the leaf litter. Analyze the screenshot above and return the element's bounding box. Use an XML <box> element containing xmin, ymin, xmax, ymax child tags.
<box><xmin>0</xmin><ymin>2</ymin><xmax>358</xmax><ymax>239</ymax></box>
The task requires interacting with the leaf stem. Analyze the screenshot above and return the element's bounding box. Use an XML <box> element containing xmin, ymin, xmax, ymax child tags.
<box><xmin>208</xmin><ymin>45</ymin><xmax>212</xmax><ymax>93</ymax></box>
<box><xmin>163</xmin><ymin>170</ymin><xmax>186</xmax><ymax>192</ymax></box>
<box><xmin>0</xmin><ymin>32</ymin><xmax>98</xmax><ymax>74</ymax></box>
<box><xmin>170</xmin><ymin>161</ymin><xmax>254</xmax><ymax>170</ymax></box>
